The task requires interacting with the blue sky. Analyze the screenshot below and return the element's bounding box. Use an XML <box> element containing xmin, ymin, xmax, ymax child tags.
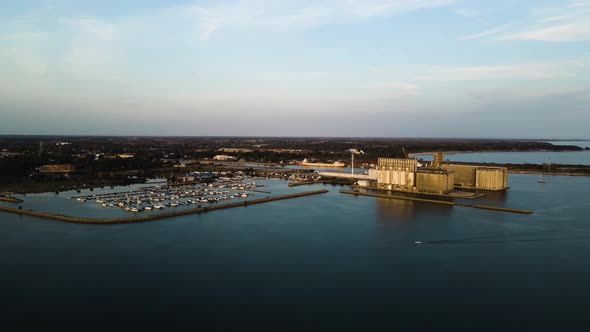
<box><xmin>1</xmin><ymin>0</ymin><xmax>589</xmax><ymax>137</ymax></box>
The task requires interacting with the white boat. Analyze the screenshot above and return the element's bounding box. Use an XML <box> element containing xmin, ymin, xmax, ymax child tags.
<box><xmin>144</xmin><ymin>206</ymin><xmax>153</xmax><ymax>210</ymax></box>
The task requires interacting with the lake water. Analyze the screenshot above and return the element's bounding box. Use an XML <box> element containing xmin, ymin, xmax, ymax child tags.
<box><xmin>2</xmin><ymin>174</ymin><xmax>590</xmax><ymax>330</ymax></box>
<box><xmin>417</xmin><ymin>150</ymin><xmax>590</xmax><ymax>165</ymax></box>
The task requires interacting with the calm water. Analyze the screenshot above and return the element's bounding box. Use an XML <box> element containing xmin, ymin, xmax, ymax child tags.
<box><xmin>418</xmin><ymin>150</ymin><xmax>590</xmax><ymax>165</ymax></box>
<box><xmin>2</xmin><ymin>174</ymin><xmax>590</xmax><ymax>330</ymax></box>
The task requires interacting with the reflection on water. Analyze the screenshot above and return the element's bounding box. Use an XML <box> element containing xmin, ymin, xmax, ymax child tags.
<box><xmin>471</xmin><ymin>190</ymin><xmax>508</xmax><ymax>205</ymax></box>
<box><xmin>2</xmin><ymin>173</ymin><xmax>590</xmax><ymax>330</ymax></box>
<box><xmin>375</xmin><ymin>197</ymin><xmax>452</xmax><ymax>223</ymax></box>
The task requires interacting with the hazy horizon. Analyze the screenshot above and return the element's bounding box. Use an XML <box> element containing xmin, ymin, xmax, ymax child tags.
<box><xmin>2</xmin><ymin>1</ymin><xmax>589</xmax><ymax>137</ymax></box>
<box><xmin>2</xmin><ymin>134</ymin><xmax>590</xmax><ymax>142</ymax></box>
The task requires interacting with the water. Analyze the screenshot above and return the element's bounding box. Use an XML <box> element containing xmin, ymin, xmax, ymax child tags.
<box><xmin>1</xmin><ymin>175</ymin><xmax>590</xmax><ymax>330</ymax></box>
<box><xmin>3</xmin><ymin>178</ymin><xmax>287</xmax><ymax>219</ymax></box>
<box><xmin>417</xmin><ymin>150</ymin><xmax>590</xmax><ymax>165</ymax></box>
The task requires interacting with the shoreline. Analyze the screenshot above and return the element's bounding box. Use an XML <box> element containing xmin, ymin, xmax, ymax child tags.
<box><xmin>408</xmin><ymin>149</ymin><xmax>587</xmax><ymax>157</ymax></box>
<box><xmin>507</xmin><ymin>170</ymin><xmax>590</xmax><ymax>176</ymax></box>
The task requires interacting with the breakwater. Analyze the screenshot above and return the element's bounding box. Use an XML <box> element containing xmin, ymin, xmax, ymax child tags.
<box><xmin>0</xmin><ymin>189</ymin><xmax>329</xmax><ymax>224</ymax></box>
<box><xmin>340</xmin><ymin>190</ymin><xmax>533</xmax><ymax>214</ymax></box>
<box><xmin>0</xmin><ymin>196</ymin><xmax>23</xmax><ymax>203</ymax></box>
<box><xmin>289</xmin><ymin>181</ymin><xmax>321</xmax><ymax>187</ymax></box>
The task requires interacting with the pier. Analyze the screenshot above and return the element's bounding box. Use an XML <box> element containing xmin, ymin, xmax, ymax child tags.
<box><xmin>0</xmin><ymin>189</ymin><xmax>329</xmax><ymax>224</ymax></box>
<box><xmin>339</xmin><ymin>190</ymin><xmax>533</xmax><ymax>214</ymax></box>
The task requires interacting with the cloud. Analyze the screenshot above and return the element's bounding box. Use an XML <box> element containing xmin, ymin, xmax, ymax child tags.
<box><xmin>178</xmin><ymin>0</ymin><xmax>456</xmax><ymax>40</ymax></box>
<box><xmin>459</xmin><ymin>22</ymin><xmax>515</xmax><ymax>41</ymax></box>
<box><xmin>499</xmin><ymin>21</ymin><xmax>590</xmax><ymax>42</ymax></box>
<box><xmin>362</xmin><ymin>81</ymin><xmax>420</xmax><ymax>98</ymax></box>
<box><xmin>0</xmin><ymin>29</ymin><xmax>50</xmax><ymax>76</ymax></box>
<box><xmin>415</xmin><ymin>59</ymin><xmax>586</xmax><ymax>81</ymax></box>
<box><xmin>58</xmin><ymin>18</ymin><xmax>118</xmax><ymax>41</ymax></box>
<box><xmin>462</xmin><ymin>1</ymin><xmax>590</xmax><ymax>42</ymax></box>
<box><xmin>454</xmin><ymin>8</ymin><xmax>489</xmax><ymax>25</ymax></box>
<box><xmin>468</xmin><ymin>87</ymin><xmax>590</xmax><ymax>100</ymax></box>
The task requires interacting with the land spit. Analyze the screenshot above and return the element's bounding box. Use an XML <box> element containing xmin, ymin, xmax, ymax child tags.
<box><xmin>340</xmin><ymin>190</ymin><xmax>533</xmax><ymax>214</ymax></box>
<box><xmin>0</xmin><ymin>189</ymin><xmax>329</xmax><ymax>224</ymax></box>
<box><xmin>0</xmin><ymin>195</ymin><xmax>23</xmax><ymax>203</ymax></box>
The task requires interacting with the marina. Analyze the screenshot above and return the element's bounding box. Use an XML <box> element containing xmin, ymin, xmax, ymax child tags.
<box><xmin>65</xmin><ymin>178</ymin><xmax>264</xmax><ymax>214</ymax></box>
<box><xmin>0</xmin><ymin>189</ymin><xmax>329</xmax><ymax>224</ymax></box>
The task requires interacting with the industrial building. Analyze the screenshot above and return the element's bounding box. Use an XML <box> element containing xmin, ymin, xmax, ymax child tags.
<box><xmin>440</xmin><ymin>164</ymin><xmax>508</xmax><ymax>191</ymax></box>
<box><xmin>373</xmin><ymin>152</ymin><xmax>508</xmax><ymax>194</ymax></box>
<box><xmin>415</xmin><ymin>168</ymin><xmax>455</xmax><ymax>194</ymax></box>
<box><xmin>39</xmin><ymin>164</ymin><xmax>76</xmax><ymax>173</ymax></box>
<box><xmin>376</xmin><ymin>158</ymin><xmax>417</xmax><ymax>191</ymax></box>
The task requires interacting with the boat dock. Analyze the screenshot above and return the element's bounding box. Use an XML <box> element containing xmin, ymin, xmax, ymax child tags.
<box><xmin>0</xmin><ymin>189</ymin><xmax>329</xmax><ymax>224</ymax></box>
<box><xmin>339</xmin><ymin>190</ymin><xmax>533</xmax><ymax>214</ymax></box>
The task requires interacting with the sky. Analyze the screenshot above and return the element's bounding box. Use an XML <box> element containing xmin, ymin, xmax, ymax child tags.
<box><xmin>1</xmin><ymin>0</ymin><xmax>589</xmax><ymax>138</ymax></box>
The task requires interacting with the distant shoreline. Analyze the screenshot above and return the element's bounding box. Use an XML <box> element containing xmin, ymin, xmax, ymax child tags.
<box><xmin>408</xmin><ymin>149</ymin><xmax>588</xmax><ymax>157</ymax></box>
